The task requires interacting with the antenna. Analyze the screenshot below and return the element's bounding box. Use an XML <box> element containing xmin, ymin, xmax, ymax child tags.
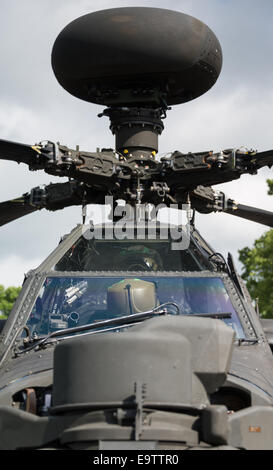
<box><xmin>51</xmin><ymin>7</ymin><xmax>222</xmax><ymax>160</ymax></box>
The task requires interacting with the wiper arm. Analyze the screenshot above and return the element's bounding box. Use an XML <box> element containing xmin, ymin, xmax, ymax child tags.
<box><xmin>16</xmin><ymin>302</ymin><xmax>179</xmax><ymax>355</ymax></box>
<box><xmin>46</xmin><ymin>301</ymin><xmax>179</xmax><ymax>339</ymax></box>
<box><xmin>16</xmin><ymin>305</ymin><xmax>229</xmax><ymax>356</ymax></box>
<box><xmin>236</xmin><ymin>338</ymin><xmax>259</xmax><ymax>345</ymax></box>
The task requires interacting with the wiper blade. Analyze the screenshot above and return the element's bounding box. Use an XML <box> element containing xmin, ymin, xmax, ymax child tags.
<box><xmin>16</xmin><ymin>302</ymin><xmax>179</xmax><ymax>355</ymax></box>
<box><xmin>187</xmin><ymin>312</ymin><xmax>232</xmax><ymax>319</ymax></box>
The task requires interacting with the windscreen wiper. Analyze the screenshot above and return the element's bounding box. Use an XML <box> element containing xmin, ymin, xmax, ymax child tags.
<box><xmin>186</xmin><ymin>313</ymin><xmax>232</xmax><ymax>319</ymax></box>
<box><xmin>15</xmin><ymin>302</ymin><xmax>180</xmax><ymax>355</ymax></box>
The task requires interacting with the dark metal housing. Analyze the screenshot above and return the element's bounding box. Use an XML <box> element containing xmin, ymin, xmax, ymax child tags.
<box><xmin>51</xmin><ymin>7</ymin><xmax>222</xmax><ymax>107</ymax></box>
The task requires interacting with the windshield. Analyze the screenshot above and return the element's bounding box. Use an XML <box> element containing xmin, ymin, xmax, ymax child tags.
<box><xmin>26</xmin><ymin>275</ymin><xmax>245</xmax><ymax>339</ymax></box>
<box><xmin>53</xmin><ymin>237</ymin><xmax>212</xmax><ymax>272</ymax></box>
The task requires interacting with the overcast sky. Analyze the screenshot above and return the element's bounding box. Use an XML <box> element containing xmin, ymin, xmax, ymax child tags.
<box><xmin>0</xmin><ymin>0</ymin><xmax>272</xmax><ymax>286</ymax></box>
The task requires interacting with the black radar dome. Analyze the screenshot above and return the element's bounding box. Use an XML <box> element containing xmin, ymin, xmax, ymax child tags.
<box><xmin>51</xmin><ymin>7</ymin><xmax>222</xmax><ymax>107</ymax></box>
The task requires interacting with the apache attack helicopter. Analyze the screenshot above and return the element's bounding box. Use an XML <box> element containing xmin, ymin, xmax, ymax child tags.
<box><xmin>0</xmin><ymin>7</ymin><xmax>273</xmax><ymax>451</ymax></box>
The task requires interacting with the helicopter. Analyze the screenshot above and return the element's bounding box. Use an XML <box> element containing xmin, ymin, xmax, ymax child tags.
<box><xmin>0</xmin><ymin>6</ymin><xmax>273</xmax><ymax>451</ymax></box>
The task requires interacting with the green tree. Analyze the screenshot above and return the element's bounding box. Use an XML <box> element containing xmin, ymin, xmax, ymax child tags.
<box><xmin>239</xmin><ymin>179</ymin><xmax>273</xmax><ymax>318</ymax></box>
<box><xmin>0</xmin><ymin>285</ymin><xmax>21</xmax><ymax>319</ymax></box>
<box><xmin>267</xmin><ymin>178</ymin><xmax>273</xmax><ymax>195</ymax></box>
<box><xmin>239</xmin><ymin>231</ymin><xmax>273</xmax><ymax>317</ymax></box>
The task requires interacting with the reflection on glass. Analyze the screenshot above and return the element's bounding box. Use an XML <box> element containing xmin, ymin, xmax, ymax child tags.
<box><xmin>26</xmin><ymin>276</ymin><xmax>245</xmax><ymax>339</ymax></box>
<box><xmin>53</xmin><ymin>237</ymin><xmax>212</xmax><ymax>272</ymax></box>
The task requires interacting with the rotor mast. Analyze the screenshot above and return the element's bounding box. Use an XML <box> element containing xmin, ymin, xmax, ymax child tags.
<box><xmin>99</xmin><ymin>106</ymin><xmax>165</xmax><ymax>159</ymax></box>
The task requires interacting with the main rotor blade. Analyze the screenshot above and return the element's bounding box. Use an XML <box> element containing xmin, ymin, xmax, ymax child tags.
<box><xmin>250</xmin><ymin>149</ymin><xmax>273</xmax><ymax>170</ymax></box>
<box><xmin>184</xmin><ymin>186</ymin><xmax>273</xmax><ymax>228</ymax></box>
<box><xmin>0</xmin><ymin>198</ymin><xmax>38</xmax><ymax>227</ymax></box>
<box><xmin>0</xmin><ymin>180</ymin><xmax>109</xmax><ymax>227</ymax></box>
<box><xmin>225</xmin><ymin>203</ymin><xmax>273</xmax><ymax>227</ymax></box>
<box><xmin>0</xmin><ymin>139</ymin><xmax>40</xmax><ymax>166</ymax></box>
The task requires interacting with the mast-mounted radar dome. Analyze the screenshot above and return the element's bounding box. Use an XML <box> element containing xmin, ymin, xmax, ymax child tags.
<box><xmin>51</xmin><ymin>7</ymin><xmax>222</xmax><ymax>108</ymax></box>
